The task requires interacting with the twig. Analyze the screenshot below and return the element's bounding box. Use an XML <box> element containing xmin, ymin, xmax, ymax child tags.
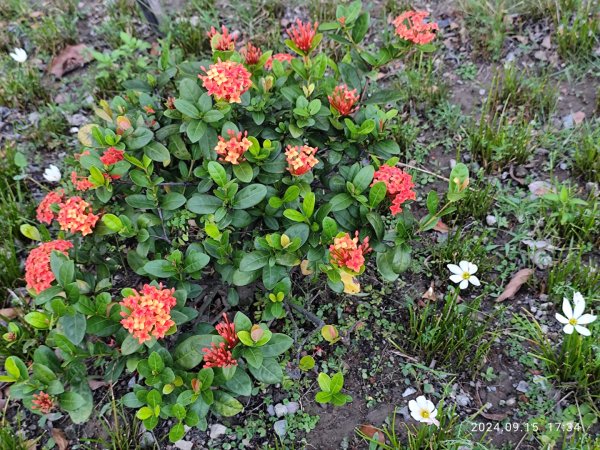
<box><xmin>396</xmin><ymin>162</ymin><xmax>450</xmax><ymax>182</ymax></box>
<box><xmin>288</xmin><ymin>302</ymin><xmax>325</xmax><ymax>328</ymax></box>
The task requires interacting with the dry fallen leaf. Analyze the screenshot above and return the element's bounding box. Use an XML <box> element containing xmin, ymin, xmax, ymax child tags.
<box><xmin>358</xmin><ymin>424</ymin><xmax>386</xmax><ymax>443</ymax></box>
<box><xmin>572</xmin><ymin>111</ymin><xmax>586</xmax><ymax>125</ymax></box>
<box><xmin>51</xmin><ymin>428</ymin><xmax>69</xmax><ymax>450</ymax></box>
<box><xmin>422</xmin><ymin>282</ymin><xmax>436</xmax><ymax>301</ymax></box>
<box><xmin>433</xmin><ymin>220</ymin><xmax>449</xmax><ymax>233</ymax></box>
<box><xmin>481</xmin><ymin>411</ymin><xmax>508</xmax><ymax>421</ymax></box>
<box><xmin>88</xmin><ymin>379</ymin><xmax>107</xmax><ymax>390</ymax></box>
<box><xmin>300</xmin><ymin>260</ymin><xmax>313</xmax><ymax>276</ymax></box>
<box><xmin>496</xmin><ymin>269</ymin><xmax>534</xmax><ymax>302</ymax></box>
<box><xmin>541</xmin><ymin>35</ymin><xmax>551</xmax><ymax>49</ymax></box>
<box><xmin>0</xmin><ymin>308</ymin><xmax>20</xmax><ymax>319</ymax></box>
<box><xmin>49</xmin><ymin>44</ymin><xmax>90</xmax><ymax>78</ymax></box>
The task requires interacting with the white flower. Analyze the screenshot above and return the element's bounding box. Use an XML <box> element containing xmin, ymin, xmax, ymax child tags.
<box><xmin>43</xmin><ymin>165</ymin><xmax>62</xmax><ymax>183</ymax></box>
<box><xmin>555</xmin><ymin>292</ymin><xmax>596</xmax><ymax>336</ymax></box>
<box><xmin>447</xmin><ymin>261</ymin><xmax>480</xmax><ymax>289</ymax></box>
<box><xmin>9</xmin><ymin>48</ymin><xmax>27</xmax><ymax>63</ymax></box>
<box><xmin>408</xmin><ymin>395</ymin><xmax>439</xmax><ymax>427</ymax></box>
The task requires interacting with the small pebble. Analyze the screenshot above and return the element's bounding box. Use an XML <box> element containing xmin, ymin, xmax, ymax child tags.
<box><xmin>516</xmin><ymin>380</ymin><xmax>529</xmax><ymax>393</ymax></box>
<box><xmin>486</xmin><ymin>215</ymin><xmax>497</xmax><ymax>226</ymax></box>
<box><xmin>402</xmin><ymin>387</ymin><xmax>417</xmax><ymax>397</ymax></box>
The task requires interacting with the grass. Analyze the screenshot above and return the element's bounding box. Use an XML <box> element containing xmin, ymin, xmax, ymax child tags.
<box><xmin>571</xmin><ymin>123</ymin><xmax>600</xmax><ymax>183</ymax></box>
<box><xmin>459</xmin><ymin>0</ymin><xmax>510</xmax><ymax>60</ymax></box>
<box><xmin>547</xmin><ymin>248</ymin><xmax>600</xmax><ymax>303</ymax></box>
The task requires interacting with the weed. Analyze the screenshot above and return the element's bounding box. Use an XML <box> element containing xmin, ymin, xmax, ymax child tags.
<box><xmin>459</xmin><ymin>0</ymin><xmax>510</xmax><ymax>60</ymax></box>
<box><xmin>547</xmin><ymin>248</ymin><xmax>600</xmax><ymax>303</ymax></box>
<box><xmin>571</xmin><ymin>123</ymin><xmax>600</xmax><ymax>183</ymax></box>
<box><xmin>448</xmin><ymin>171</ymin><xmax>496</xmax><ymax>223</ymax></box>
<box><xmin>456</xmin><ymin>61</ymin><xmax>478</xmax><ymax>81</ymax></box>
<box><xmin>397</xmin><ymin>290</ymin><xmax>498</xmax><ymax>373</ymax></box>
<box><xmin>0</xmin><ymin>423</ymin><xmax>34</xmax><ymax>450</ymax></box>
<box><xmin>556</xmin><ymin>1</ymin><xmax>600</xmax><ymax>60</ymax></box>
<box><xmin>468</xmin><ymin>109</ymin><xmax>533</xmax><ymax>170</ymax></box>
<box><xmin>0</xmin><ymin>59</ymin><xmax>49</xmax><ymax>108</ymax></box>
<box><xmin>29</xmin><ymin>12</ymin><xmax>78</xmax><ymax>55</ymax></box>
<box><xmin>427</xmin><ymin>228</ymin><xmax>494</xmax><ymax>276</ymax></box>
<box><xmin>393</xmin><ymin>60</ymin><xmax>448</xmax><ymax>110</ymax></box>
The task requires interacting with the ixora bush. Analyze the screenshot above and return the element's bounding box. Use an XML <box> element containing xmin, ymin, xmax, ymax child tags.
<box><xmin>5</xmin><ymin>2</ymin><xmax>469</xmax><ymax>441</ymax></box>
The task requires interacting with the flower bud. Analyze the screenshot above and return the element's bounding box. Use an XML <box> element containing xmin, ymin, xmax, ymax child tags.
<box><xmin>261</xmin><ymin>76</ymin><xmax>274</xmax><ymax>92</ymax></box>
<box><xmin>250</xmin><ymin>325</ymin><xmax>264</xmax><ymax>342</ymax></box>
<box><xmin>280</xmin><ymin>234</ymin><xmax>291</xmax><ymax>248</ymax></box>
<box><xmin>321</xmin><ymin>324</ymin><xmax>339</xmax><ymax>343</ymax></box>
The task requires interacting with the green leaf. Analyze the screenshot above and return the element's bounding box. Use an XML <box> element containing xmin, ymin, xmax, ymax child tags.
<box><xmin>242</xmin><ymin>347</ymin><xmax>264</xmax><ymax>368</ymax></box>
<box><xmin>24</xmin><ymin>312</ymin><xmax>50</xmax><ymax>329</ymax></box>
<box><xmin>203</xmin><ymin>110</ymin><xmax>224</xmax><ymax>123</ymax></box>
<box><xmin>136</xmin><ymin>406</ymin><xmax>154</xmax><ymax>420</ymax></box>
<box><xmin>174</xmin><ymin>335</ymin><xmax>221</xmax><ymax>369</ymax></box>
<box><xmin>20</xmin><ymin>224</ymin><xmax>41</xmax><ymax>241</ymax></box>
<box><xmin>353</xmin><ymin>165</ymin><xmax>374</xmax><ymax>192</ymax></box>
<box><xmin>233</xmin><ymin>184</ymin><xmax>267</xmax><ymax>209</ymax></box>
<box><xmin>187</xmin><ymin>194</ymin><xmax>223</xmax><ymax>214</ymax></box>
<box><xmin>366</xmin><ymin>212</ymin><xmax>384</xmax><ymax>240</ymax></box>
<box><xmin>144</xmin><ymin>260</ymin><xmax>177</xmax><ymax>278</ymax></box>
<box><xmin>329</xmin><ymin>193</ymin><xmax>354</xmax><ymax>211</ymax></box>
<box><xmin>174</xmin><ymin>99</ymin><xmax>201</xmax><ymax>119</ymax></box>
<box><xmin>169</xmin><ymin>423</ymin><xmax>185</xmax><ymax>443</ymax></box>
<box><xmin>184</xmin><ymin>252</ymin><xmax>210</xmax><ymax>273</ymax></box>
<box><xmin>161</xmin><ymin>192</ymin><xmax>186</xmax><ymax>210</ymax></box>
<box><xmin>322</xmin><ymin>217</ymin><xmax>338</xmax><ymax>242</ymax></box>
<box><xmin>283</xmin><ymin>209</ymin><xmax>306</xmax><ymax>222</ymax></box>
<box><xmin>144</xmin><ymin>141</ymin><xmax>170</xmax><ymax>164</ymax></box>
<box><xmin>5</xmin><ymin>356</ymin><xmax>28</xmax><ymax>381</ymax></box>
<box><xmin>363</xmin><ymin>90</ymin><xmax>404</xmax><ymax>105</ymax></box>
<box><xmin>352</xmin><ymin>12</ymin><xmax>370</xmax><ymax>43</ymax></box>
<box><xmin>299</xmin><ymin>355</ymin><xmax>315</xmax><ymax>371</ymax></box>
<box><xmin>102</xmin><ymin>214</ymin><xmax>123</xmax><ymax>232</ymax></box>
<box><xmin>212</xmin><ymin>391</ymin><xmax>244</xmax><ymax>417</ymax></box>
<box><xmin>302</xmin><ymin>192</ymin><xmax>316</xmax><ymax>218</ymax></box>
<box><xmin>330</xmin><ymin>372</ymin><xmax>344</xmax><ymax>394</ymax></box>
<box><xmin>121</xmin><ymin>334</ymin><xmax>142</xmax><ymax>355</ymax></box>
<box><xmin>369</xmin><ymin>181</ymin><xmax>387</xmax><ymax>208</ymax></box>
<box><xmin>317</xmin><ymin>372</ymin><xmax>331</xmax><ymax>392</ymax></box>
<box><xmin>59</xmin><ymin>392</ymin><xmax>85</xmax><ymax>411</ymax></box>
<box><xmin>259</xmin><ymin>334</ymin><xmax>292</xmax><ymax>357</ymax></box>
<box><xmin>239</xmin><ymin>251</ymin><xmax>269</xmax><ymax>271</ymax></box>
<box><xmin>187</xmin><ymin>120</ymin><xmax>207</xmax><ymax>143</ymax></box>
<box><xmin>315</xmin><ymin>391</ymin><xmax>332</xmax><ymax>403</ymax></box>
<box><xmin>125</xmin><ymin>127</ymin><xmax>154</xmax><ymax>150</ymax></box>
<box><xmin>234</xmin><ymin>312</ymin><xmax>252</xmax><ymax>332</ymax></box>
<box><xmin>148</xmin><ymin>352</ymin><xmax>164</xmax><ymax>372</ymax></box>
<box><xmin>233</xmin><ymin>162</ymin><xmax>253</xmax><ymax>183</ymax></box>
<box><xmin>224</xmin><ymin>368</ymin><xmax>253</xmax><ymax>396</ymax></box>
<box><xmin>207</xmin><ymin>161</ymin><xmax>228</xmax><ymax>187</ymax></box>
<box><xmin>179</xmin><ymin>78</ymin><xmax>201</xmax><ymax>102</ymax></box>
<box><xmin>59</xmin><ymin>313</ymin><xmax>86</xmax><ymax>345</ymax></box>
<box><xmin>248</xmin><ymin>357</ymin><xmax>282</xmax><ymax>384</ymax></box>
<box><xmin>426</xmin><ymin>190</ymin><xmax>439</xmax><ymax>214</ymax></box>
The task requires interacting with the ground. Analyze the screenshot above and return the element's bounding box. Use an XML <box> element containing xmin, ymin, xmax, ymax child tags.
<box><xmin>0</xmin><ymin>0</ymin><xmax>599</xmax><ymax>449</ymax></box>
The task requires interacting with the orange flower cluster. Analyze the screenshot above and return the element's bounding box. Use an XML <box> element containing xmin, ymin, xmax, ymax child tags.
<box><xmin>241</xmin><ymin>42</ymin><xmax>262</xmax><ymax>65</ymax></box>
<box><xmin>199</xmin><ymin>60</ymin><xmax>252</xmax><ymax>104</ymax></box>
<box><xmin>57</xmin><ymin>196</ymin><xmax>99</xmax><ymax>236</ymax></box>
<box><xmin>392</xmin><ymin>11</ymin><xmax>439</xmax><ymax>45</ymax></box>
<box><xmin>36</xmin><ymin>190</ymin><xmax>64</xmax><ymax>224</ymax></box>
<box><xmin>285</xmin><ymin>145</ymin><xmax>319</xmax><ymax>176</ymax></box>
<box><xmin>71</xmin><ymin>171</ymin><xmax>94</xmax><ymax>191</ymax></box>
<box><xmin>31</xmin><ymin>391</ymin><xmax>54</xmax><ymax>414</ymax></box>
<box><xmin>372</xmin><ymin>165</ymin><xmax>416</xmax><ymax>215</ymax></box>
<box><xmin>329</xmin><ymin>231</ymin><xmax>371</xmax><ymax>274</ymax></box>
<box><xmin>207</xmin><ymin>25</ymin><xmax>237</xmax><ymax>51</ymax></box>
<box><xmin>214</xmin><ymin>130</ymin><xmax>252</xmax><ymax>165</ymax></box>
<box><xmin>287</xmin><ymin>19</ymin><xmax>319</xmax><ymax>53</ymax></box>
<box><xmin>100</xmin><ymin>147</ymin><xmax>124</xmax><ymax>166</ymax></box>
<box><xmin>119</xmin><ymin>284</ymin><xmax>177</xmax><ymax>344</ymax></box>
<box><xmin>265</xmin><ymin>53</ymin><xmax>294</xmax><ymax>70</ymax></box>
<box><xmin>328</xmin><ymin>84</ymin><xmax>360</xmax><ymax>116</ymax></box>
<box><xmin>25</xmin><ymin>240</ymin><xmax>73</xmax><ymax>294</ymax></box>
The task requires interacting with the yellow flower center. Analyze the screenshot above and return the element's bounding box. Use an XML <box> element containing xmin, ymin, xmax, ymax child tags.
<box><xmin>569</xmin><ymin>318</ymin><xmax>577</xmax><ymax>326</ymax></box>
<box><xmin>462</xmin><ymin>272</ymin><xmax>470</xmax><ymax>280</ymax></box>
<box><xmin>421</xmin><ymin>410</ymin><xmax>430</xmax><ymax>419</ymax></box>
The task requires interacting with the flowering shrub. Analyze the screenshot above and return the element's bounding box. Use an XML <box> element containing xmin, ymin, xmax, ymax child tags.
<box><xmin>5</xmin><ymin>1</ymin><xmax>470</xmax><ymax>438</ymax></box>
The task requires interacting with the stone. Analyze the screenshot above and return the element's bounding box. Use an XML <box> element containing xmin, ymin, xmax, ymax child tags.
<box><xmin>274</xmin><ymin>403</ymin><xmax>288</xmax><ymax>417</ymax></box>
<box><xmin>456</xmin><ymin>394</ymin><xmax>471</xmax><ymax>406</ymax></box>
<box><xmin>267</xmin><ymin>404</ymin><xmax>275</xmax><ymax>416</ymax></box>
<box><xmin>516</xmin><ymin>381</ymin><xmax>529</xmax><ymax>393</ymax></box>
<box><xmin>285</xmin><ymin>401</ymin><xmax>300</xmax><ymax>415</ymax></box>
<box><xmin>209</xmin><ymin>423</ymin><xmax>227</xmax><ymax>440</ymax></box>
<box><xmin>506</xmin><ymin>397</ymin><xmax>517</xmax><ymax>406</ymax></box>
<box><xmin>140</xmin><ymin>432</ymin><xmax>156</xmax><ymax>448</ymax></box>
<box><xmin>174</xmin><ymin>440</ymin><xmax>193</xmax><ymax>450</ymax></box>
<box><xmin>402</xmin><ymin>387</ymin><xmax>417</xmax><ymax>397</ymax></box>
<box><xmin>274</xmin><ymin>419</ymin><xmax>287</xmax><ymax>437</ymax></box>
<box><xmin>486</xmin><ymin>215</ymin><xmax>497</xmax><ymax>226</ymax></box>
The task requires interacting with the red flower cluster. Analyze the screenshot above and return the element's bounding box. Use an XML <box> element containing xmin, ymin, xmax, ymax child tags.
<box><xmin>119</xmin><ymin>284</ymin><xmax>177</xmax><ymax>344</ymax></box>
<box><xmin>214</xmin><ymin>130</ymin><xmax>252</xmax><ymax>165</ymax></box>
<box><xmin>265</xmin><ymin>53</ymin><xmax>294</xmax><ymax>70</ymax></box>
<box><xmin>36</xmin><ymin>190</ymin><xmax>64</xmax><ymax>224</ymax></box>
<box><xmin>202</xmin><ymin>314</ymin><xmax>239</xmax><ymax>368</ymax></box>
<box><xmin>241</xmin><ymin>42</ymin><xmax>262</xmax><ymax>65</ymax></box>
<box><xmin>202</xmin><ymin>342</ymin><xmax>237</xmax><ymax>368</ymax></box>
<box><xmin>199</xmin><ymin>60</ymin><xmax>252</xmax><ymax>103</ymax></box>
<box><xmin>207</xmin><ymin>25</ymin><xmax>237</xmax><ymax>51</ymax></box>
<box><xmin>285</xmin><ymin>145</ymin><xmax>319</xmax><ymax>176</ymax></box>
<box><xmin>71</xmin><ymin>171</ymin><xmax>94</xmax><ymax>191</ymax></box>
<box><xmin>288</xmin><ymin>19</ymin><xmax>319</xmax><ymax>53</ymax></box>
<box><xmin>215</xmin><ymin>313</ymin><xmax>238</xmax><ymax>347</ymax></box>
<box><xmin>392</xmin><ymin>11</ymin><xmax>439</xmax><ymax>45</ymax></box>
<box><xmin>328</xmin><ymin>84</ymin><xmax>360</xmax><ymax>116</ymax></box>
<box><xmin>25</xmin><ymin>240</ymin><xmax>73</xmax><ymax>294</ymax></box>
<box><xmin>372</xmin><ymin>165</ymin><xmax>416</xmax><ymax>215</ymax></box>
<box><xmin>100</xmin><ymin>147</ymin><xmax>124</xmax><ymax>166</ymax></box>
<box><xmin>57</xmin><ymin>196</ymin><xmax>99</xmax><ymax>236</ymax></box>
<box><xmin>329</xmin><ymin>231</ymin><xmax>371</xmax><ymax>274</ymax></box>
<box><xmin>31</xmin><ymin>391</ymin><xmax>54</xmax><ymax>414</ymax></box>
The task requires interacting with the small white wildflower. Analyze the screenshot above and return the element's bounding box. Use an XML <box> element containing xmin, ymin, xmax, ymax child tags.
<box><xmin>447</xmin><ymin>260</ymin><xmax>480</xmax><ymax>289</ymax></box>
<box><xmin>555</xmin><ymin>292</ymin><xmax>596</xmax><ymax>336</ymax></box>
<box><xmin>43</xmin><ymin>165</ymin><xmax>62</xmax><ymax>183</ymax></box>
<box><xmin>9</xmin><ymin>48</ymin><xmax>28</xmax><ymax>63</ymax></box>
<box><xmin>408</xmin><ymin>395</ymin><xmax>439</xmax><ymax>427</ymax></box>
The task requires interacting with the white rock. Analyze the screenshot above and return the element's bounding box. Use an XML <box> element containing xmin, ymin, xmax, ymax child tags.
<box><xmin>285</xmin><ymin>401</ymin><xmax>299</xmax><ymax>415</ymax></box>
<box><xmin>516</xmin><ymin>380</ymin><xmax>529</xmax><ymax>393</ymax></box>
<box><xmin>402</xmin><ymin>387</ymin><xmax>417</xmax><ymax>397</ymax></box>
<box><xmin>174</xmin><ymin>440</ymin><xmax>193</xmax><ymax>450</ymax></box>
<box><xmin>456</xmin><ymin>394</ymin><xmax>471</xmax><ymax>406</ymax></box>
<box><xmin>209</xmin><ymin>423</ymin><xmax>227</xmax><ymax>439</ymax></box>
<box><xmin>486</xmin><ymin>215</ymin><xmax>497</xmax><ymax>226</ymax></box>
<box><xmin>274</xmin><ymin>419</ymin><xmax>287</xmax><ymax>437</ymax></box>
<box><xmin>274</xmin><ymin>403</ymin><xmax>288</xmax><ymax>417</ymax></box>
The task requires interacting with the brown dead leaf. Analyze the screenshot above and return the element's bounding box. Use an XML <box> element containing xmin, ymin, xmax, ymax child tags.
<box><xmin>422</xmin><ymin>282</ymin><xmax>436</xmax><ymax>301</ymax></box>
<box><xmin>25</xmin><ymin>440</ymin><xmax>37</xmax><ymax>450</ymax></box>
<box><xmin>49</xmin><ymin>44</ymin><xmax>90</xmax><ymax>78</ymax></box>
<box><xmin>496</xmin><ymin>269</ymin><xmax>534</xmax><ymax>302</ymax></box>
<box><xmin>481</xmin><ymin>411</ymin><xmax>508</xmax><ymax>421</ymax></box>
<box><xmin>541</xmin><ymin>35</ymin><xmax>551</xmax><ymax>49</ymax></box>
<box><xmin>51</xmin><ymin>429</ymin><xmax>68</xmax><ymax>450</ymax></box>
<box><xmin>572</xmin><ymin>111</ymin><xmax>586</xmax><ymax>125</ymax></box>
<box><xmin>0</xmin><ymin>308</ymin><xmax>20</xmax><ymax>319</ymax></box>
<box><xmin>433</xmin><ymin>220</ymin><xmax>449</xmax><ymax>233</ymax></box>
<box><xmin>358</xmin><ymin>424</ymin><xmax>385</xmax><ymax>443</ymax></box>
<box><xmin>88</xmin><ymin>379</ymin><xmax>107</xmax><ymax>390</ymax></box>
